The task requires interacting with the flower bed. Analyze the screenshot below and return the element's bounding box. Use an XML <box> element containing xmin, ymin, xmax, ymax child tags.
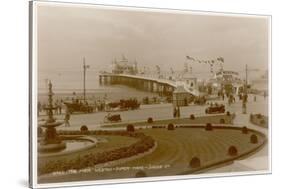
<box><xmin>39</xmin><ymin>130</ymin><xmax>155</xmax><ymax>175</ymax></box>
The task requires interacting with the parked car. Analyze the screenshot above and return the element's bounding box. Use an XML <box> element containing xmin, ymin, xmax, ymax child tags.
<box><xmin>108</xmin><ymin>99</ymin><xmax>140</xmax><ymax>111</ymax></box>
<box><xmin>205</xmin><ymin>103</ymin><xmax>225</xmax><ymax>114</ymax></box>
<box><xmin>104</xmin><ymin>113</ymin><xmax>122</xmax><ymax>122</ymax></box>
<box><xmin>64</xmin><ymin>100</ymin><xmax>94</xmax><ymax>114</ymax></box>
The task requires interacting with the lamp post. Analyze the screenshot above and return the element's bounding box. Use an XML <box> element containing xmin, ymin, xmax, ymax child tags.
<box><xmin>83</xmin><ymin>57</ymin><xmax>90</xmax><ymax>102</ymax></box>
<box><xmin>242</xmin><ymin>64</ymin><xmax>248</xmax><ymax>114</ymax></box>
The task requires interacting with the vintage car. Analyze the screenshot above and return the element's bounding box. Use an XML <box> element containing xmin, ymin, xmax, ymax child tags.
<box><xmin>104</xmin><ymin>113</ymin><xmax>122</xmax><ymax>122</ymax></box>
<box><xmin>64</xmin><ymin>101</ymin><xmax>94</xmax><ymax>114</ymax></box>
<box><xmin>107</xmin><ymin>99</ymin><xmax>140</xmax><ymax>111</ymax></box>
<box><xmin>205</xmin><ymin>104</ymin><xmax>225</xmax><ymax>114</ymax></box>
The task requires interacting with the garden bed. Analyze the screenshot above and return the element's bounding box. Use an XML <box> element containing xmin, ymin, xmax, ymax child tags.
<box><xmin>38</xmin><ymin>125</ymin><xmax>266</xmax><ymax>183</ymax></box>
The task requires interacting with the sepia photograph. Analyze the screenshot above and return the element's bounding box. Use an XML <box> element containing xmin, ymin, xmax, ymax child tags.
<box><xmin>29</xmin><ymin>1</ymin><xmax>271</xmax><ymax>188</ymax></box>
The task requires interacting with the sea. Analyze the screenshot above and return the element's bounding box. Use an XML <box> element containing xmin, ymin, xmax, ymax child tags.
<box><xmin>38</xmin><ymin>70</ymin><xmax>159</xmax><ymax>104</ymax></box>
<box><xmin>37</xmin><ymin>69</ymin><xmax>268</xmax><ymax>104</ymax></box>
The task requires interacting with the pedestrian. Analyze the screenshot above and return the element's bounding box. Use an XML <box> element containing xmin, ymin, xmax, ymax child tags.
<box><xmin>254</xmin><ymin>95</ymin><xmax>257</xmax><ymax>102</ymax></box>
<box><xmin>177</xmin><ymin>107</ymin><xmax>180</xmax><ymax>117</ymax></box>
<box><xmin>239</xmin><ymin>94</ymin><xmax>242</xmax><ymax>100</ymax></box>
<box><xmin>54</xmin><ymin>102</ymin><xmax>58</xmax><ymax>114</ymax></box>
<box><xmin>37</xmin><ymin>101</ymin><xmax>42</xmax><ymax>116</ymax></box>
<box><xmin>228</xmin><ymin>97</ymin><xmax>231</xmax><ymax>105</ymax></box>
<box><xmin>58</xmin><ymin>103</ymin><xmax>62</xmax><ymax>114</ymax></box>
<box><xmin>173</xmin><ymin>107</ymin><xmax>177</xmax><ymax>118</ymax></box>
<box><xmin>64</xmin><ymin>109</ymin><xmax>70</xmax><ymax>127</ymax></box>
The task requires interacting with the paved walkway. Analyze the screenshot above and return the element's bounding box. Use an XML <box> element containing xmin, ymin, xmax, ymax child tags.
<box><xmin>205</xmin><ymin>97</ymin><xmax>269</xmax><ymax>174</ymax></box>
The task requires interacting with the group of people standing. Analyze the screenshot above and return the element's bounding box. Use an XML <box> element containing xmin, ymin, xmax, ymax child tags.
<box><xmin>38</xmin><ymin>99</ymin><xmax>71</xmax><ymax>127</ymax></box>
<box><xmin>37</xmin><ymin>99</ymin><xmax>64</xmax><ymax>116</ymax></box>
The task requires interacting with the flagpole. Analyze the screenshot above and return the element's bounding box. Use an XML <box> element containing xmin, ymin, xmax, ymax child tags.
<box><xmin>83</xmin><ymin>57</ymin><xmax>86</xmax><ymax>102</ymax></box>
<box><xmin>82</xmin><ymin>57</ymin><xmax>90</xmax><ymax>102</ymax></box>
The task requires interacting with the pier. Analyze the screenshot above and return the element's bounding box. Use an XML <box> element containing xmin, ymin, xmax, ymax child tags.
<box><xmin>99</xmin><ymin>73</ymin><xmax>199</xmax><ymax>97</ymax></box>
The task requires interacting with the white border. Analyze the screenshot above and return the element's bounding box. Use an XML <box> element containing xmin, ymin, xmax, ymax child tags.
<box><xmin>30</xmin><ymin>1</ymin><xmax>272</xmax><ymax>188</ymax></box>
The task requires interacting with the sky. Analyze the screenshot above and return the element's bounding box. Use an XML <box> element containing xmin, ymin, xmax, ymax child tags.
<box><xmin>36</xmin><ymin>2</ymin><xmax>269</xmax><ymax>86</ymax></box>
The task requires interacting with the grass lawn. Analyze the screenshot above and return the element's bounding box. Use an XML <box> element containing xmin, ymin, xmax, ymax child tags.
<box><xmin>38</xmin><ymin>127</ymin><xmax>265</xmax><ymax>183</ymax></box>
<box><xmin>118</xmin><ymin>128</ymin><xmax>264</xmax><ymax>175</ymax></box>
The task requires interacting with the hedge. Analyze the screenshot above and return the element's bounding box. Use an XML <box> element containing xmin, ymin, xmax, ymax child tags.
<box><xmin>189</xmin><ymin>157</ymin><xmax>201</xmax><ymax>168</ymax></box>
<box><xmin>228</xmin><ymin>146</ymin><xmax>238</xmax><ymax>156</ymax></box>
<box><xmin>167</xmin><ymin>123</ymin><xmax>175</xmax><ymax>130</ymax></box>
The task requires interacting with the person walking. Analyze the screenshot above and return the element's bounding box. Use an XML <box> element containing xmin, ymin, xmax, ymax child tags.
<box><xmin>54</xmin><ymin>102</ymin><xmax>58</xmax><ymax>115</ymax></box>
<box><xmin>64</xmin><ymin>109</ymin><xmax>70</xmax><ymax>127</ymax></box>
<box><xmin>173</xmin><ymin>107</ymin><xmax>177</xmax><ymax>118</ymax></box>
<box><xmin>37</xmin><ymin>101</ymin><xmax>42</xmax><ymax>116</ymax></box>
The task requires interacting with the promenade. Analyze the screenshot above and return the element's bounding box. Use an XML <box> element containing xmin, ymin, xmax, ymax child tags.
<box><xmin>38</xmin><ymin>94</ymin><xmax>268</xmax><ymax>131</ymax></box>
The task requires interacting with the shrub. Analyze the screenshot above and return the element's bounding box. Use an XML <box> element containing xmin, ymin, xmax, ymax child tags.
<box><xmin>135</xmin><ymin>170</ymin><xmax>147</xmax><ymax>177</ymax></box>
<box><xmin>242</xmin><ymin>126</ymin><xmax>248</xmax><ymax>134</ymax></box>
<box><xmin>147</xmin><ymin>117</ymin><xmax>153</xmax><ymax>123</ymax></box>
<box><xmin>80</xmin><ymin>125</ymin><xmax>88</xmax><ymax>133</ymax></box>
<box><xmin>127</xmin><ymin>124</ymin><xmax>135</xmax><ymax>132</ymax></box>
<box><xmin>189</xmin><ymin>157</ymin><xmax>201</xmax><ymax>168</ymax></box>
<box><xmin>167</xmin><ymin>123</ymin><xmax>175</xmax><ymax>130</ymax></box>
<box><xmin>228</xmin><ymin>146</ymin><xmax>238</xmax><ymax>156</ymax></box>
<box><xmin>226</xmin><ymin>111</ymin><xmax>231</xmax><ymax>116</ymax></box>
<box><xmin>250</xmin><ymin>134</ymin><xmax>258</xmax><ymax>144</ymax></box>
<box><xmin>220</xmin><ymin>119</ymin><xmax>225</xmax><ymax>124</ymax></box>
<box><xmin>257</xmin><ymin>114</ymin><xmax>262</xmax><ymax>119</ymax></box>
<box><xmin>190</xmin><ymin>114</ymin><xmax>195</xmax><ymax>120</ymax></box>
<box><xmin>205</xmin><ymin>123</ymin><xmax>213</xmax><ymax>131</ymax></box>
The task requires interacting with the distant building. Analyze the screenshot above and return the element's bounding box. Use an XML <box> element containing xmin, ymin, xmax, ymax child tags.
<box><xmin>215</xmin><ymin>70</ymin><xmax>240</xmax><ymax>82</ymax></box>
<box><xmin>112</xmin><ymin>55</ymin><xmax>138</xmax><ymax>75</ymax></box>
<box><xmin>172</xmin><ymin>85</ymin><xmax>194</xmax><ymax>107</ymax></box>
<box><xmin>177</xmin><ymin>72</ymin><xmax>198</xmax><ymax>92</ymax></box>
<box><xmin>212</xmin><ymin>70</ymin><xmax>244</xmax><ymax>94</ymax></box>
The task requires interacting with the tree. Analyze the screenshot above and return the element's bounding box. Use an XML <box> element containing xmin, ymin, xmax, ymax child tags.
<box><xmin>242</xmin><ymin>126</ymin><xmax>248</xmax><ymax>134</ymax></box>
<box><xmin>228</xmin><ymin>146</ymin><xmax>238</xmax><ymax>156</ymax></box>
<box><xmin>167</xmin><ymin>123</ymin><xmax>175</xmax><ymax>130</ymax></box>
<box><xmin>147</xmin><ymin>117</ymin><xmax>153</xmax><ymax>123</ymax></box>
<box><xmin>190</xmin><ymin>114</ymin><xmax>195</xmax><ymax>120</ymax></box>
<box><xmin>80</xmin><ymin>125</ymin><xmax>89</xmax><ymax>134</ymax></box>
<box><xmin>127</xmin><ymin>124</ymin><xmax>135</xmax><ymax>132</ymax></box>
<box><xmin>205</xmin><ymin>123</ymin><xmax>213</xmax><ymax>131</ymax></box>
<box><xmin>220</xmin><ymin>119</ymin><xmax>225</xmax><ymax>124</ymax></box>
<box><xmin>250</xmin><ymin>134</ymin><xmax>258</xmax><ymax>144</ymax></box>
<box><xmin>189</xmin><ymin>157</ymin><xmax>201</xmax><ymax>168</ymax></box>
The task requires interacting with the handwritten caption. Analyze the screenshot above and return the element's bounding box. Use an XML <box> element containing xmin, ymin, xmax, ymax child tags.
<box><xmin>52</xmin><ymin>164</ymin><xmax>171</xmax><ymax>176</ymax></box>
